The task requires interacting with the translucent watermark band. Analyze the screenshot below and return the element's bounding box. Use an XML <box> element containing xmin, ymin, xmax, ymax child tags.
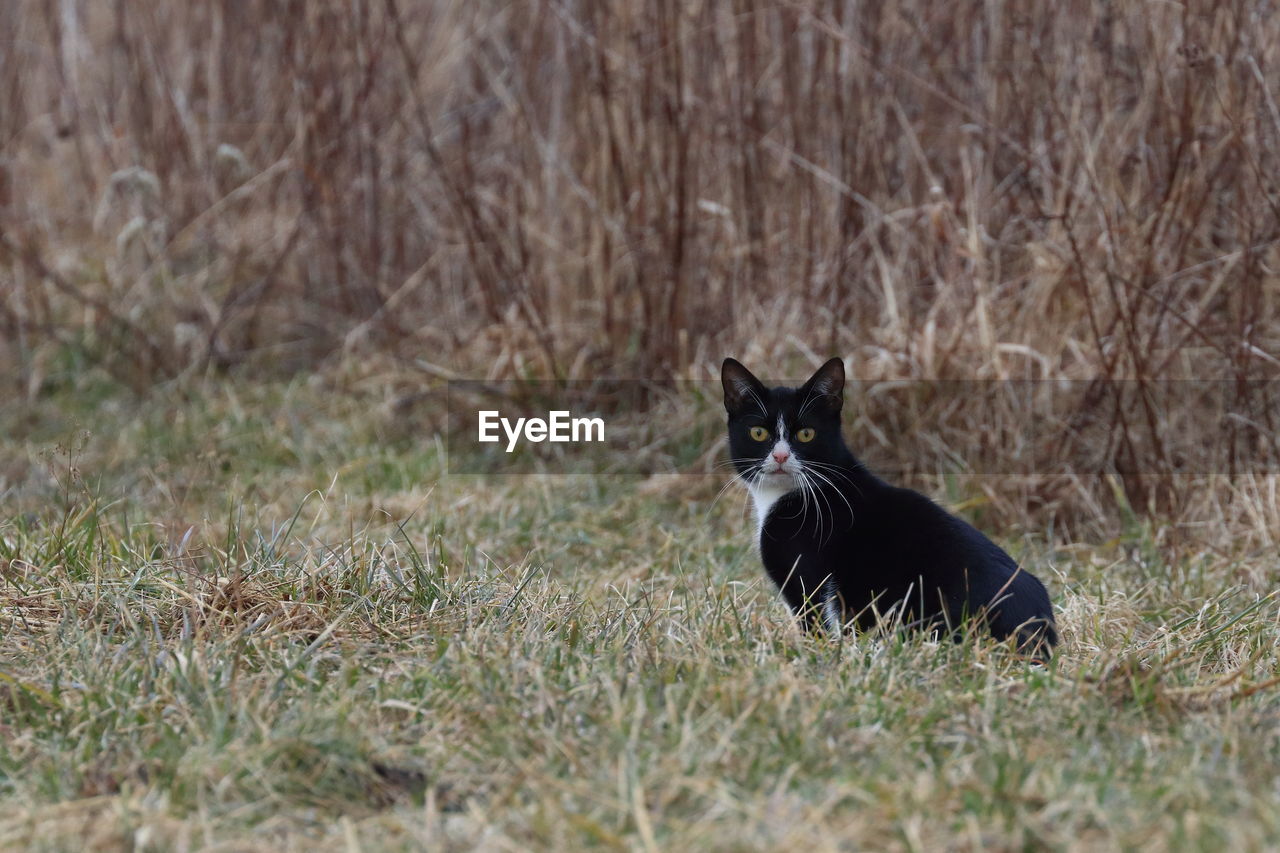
<box><xmin>443</xmin><ymin>379</ymin><xmax>1280</xmax><ymax>477</ymax></box>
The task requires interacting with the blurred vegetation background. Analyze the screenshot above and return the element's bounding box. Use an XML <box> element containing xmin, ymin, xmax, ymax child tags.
<box><xmin>3</xmin><ymin>0</ymin><xmax>1280</xmax><ymax>539</ymax></box>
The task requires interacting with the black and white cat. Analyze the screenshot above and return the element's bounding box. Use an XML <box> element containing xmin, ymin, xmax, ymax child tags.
<box><xmin>722</xmin><ymin>357</ymin><xmax>1057</xmax><ymax>654</ymax></box>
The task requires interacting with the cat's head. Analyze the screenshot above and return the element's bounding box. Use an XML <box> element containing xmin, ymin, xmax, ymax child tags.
<box><xmin>720</xmin><ymin>357</ymin><xmax>849</xmax><ymax>490</ymax></box>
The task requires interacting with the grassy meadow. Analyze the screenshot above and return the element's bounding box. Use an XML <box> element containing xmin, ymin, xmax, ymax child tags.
<box><xmin>4</xmin><ymin>0</ymin><xmax>1280</xmax><ymax>850</ymax></box>
<box><xmin>3</xmin><ymin>369</ymin><xmax>1280</xmax><ymax>851</ymax></box>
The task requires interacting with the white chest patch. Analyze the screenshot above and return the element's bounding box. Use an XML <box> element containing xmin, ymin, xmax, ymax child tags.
<box><xmin>749</xmin><ymin>478</ymin><xmax>794</xmax><ymax>539</ymax></box>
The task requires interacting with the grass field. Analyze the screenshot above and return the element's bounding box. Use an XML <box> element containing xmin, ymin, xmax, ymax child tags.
<box><xmin>5</xmin><ymin>0</ymin><xmax>1280</xmax><ymax>849</ymax></box>
<box><xmin>3</xmin><ymin>371</ymin><xmax>1279</xmax><ymax>851</ymax></box>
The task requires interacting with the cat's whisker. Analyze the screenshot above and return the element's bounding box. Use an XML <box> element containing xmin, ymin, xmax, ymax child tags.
<box><xmin>704</xmin><ymin>472</ymin><xmax>751</xmax><ymax>520</ymax></box>
<box><xmin>706</xmin><ymin>457</ymin><xmax>775</xmax><ymax>522</ymax></box>
<box><xmin>805</xmin><ymin>472</ymin><xmax>821</xmax><ymax>535</ymax></box>
<box><xmin>797</xmin><ymin>468</ymin><xmax>828</xmax><ymax>546</ymax></box>
<box><xmin>712</xmin><ymin>456</ymin><xmax>762</xmax><ymax>467</ymax></box>
<box><xmin>809</xmin><ymin>471</ymin><xmax>828</xmax><ymax>546</ymax></box>
<box><xmin>804</xmin><ymin>468</ymin><xmax>837</xmax><ymax>547</ymax></box>
<box><xmin>796</xmin><ymin>468</ymin><xmax>818</xmax><ymax>540</ymax></box>
<box><xmin>801</xmin><ymin>468</ymin><xmax>835</xmax><ymax>547</ymax></box>
<box><xmin>791</xmin><ymin>468</ymin><xmax>810</xmax><ymax>530</ymax></box>
<box><xmin>794</xmin><ymin>469</ymin><xmax>814</xmax><ymax>532</ymax></box>
<box><xmin>787</xmin><ymin>466</ymin><xmax>809</xmax><ymax>527</ymax></box>
<box><xmin>801</xmin><ymin>465</ymin><xmax>854</xmax><ymax>529</ymax></box>
<box><xmin>709</xmin><ymin>457</ymin><xmax>765</xmax><ymax>473</ymax></box>
<box><xmin>801</xmin><ymin>459</ymin><xmax>865</xmax><ymax>502</ymax></box>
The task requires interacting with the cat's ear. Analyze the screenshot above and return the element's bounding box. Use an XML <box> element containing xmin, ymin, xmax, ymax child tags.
<box><xmin>721</xmin><ymin>358</ymin><xmax>766</xmax><ymax>414</ymax></box>
<box><xmin>800</xmin><ymin>357</ymin><xmax>845</xmax><ymax>412</ymax></box>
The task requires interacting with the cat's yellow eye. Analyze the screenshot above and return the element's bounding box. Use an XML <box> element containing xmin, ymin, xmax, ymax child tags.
<box><xmin>796</xmin><ymin>428</ymin><xmax>816</xmax><ymax>443</ymax></box>
<box><xmin>749</xmin><ymin>426</ymin><xmax>770</xmax><ymax>442</ymax></box>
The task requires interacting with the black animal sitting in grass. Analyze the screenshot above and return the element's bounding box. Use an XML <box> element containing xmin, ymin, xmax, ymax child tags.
<box><xmin>721</xmin><ymin>357</ymin><xmax>1057</xmax><ymax>655</ymax></box>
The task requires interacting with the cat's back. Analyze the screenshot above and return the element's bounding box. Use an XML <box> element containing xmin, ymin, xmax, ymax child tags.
<box><xmin>855</xmin><ymin>483</ymin><xmax>1023</xmax><ymax>583</ymax></box>
<box><xmin>848</xmin><ymin>482</ymin><xmax>1056</xmax><ymax>642</ymax></box>
<box><xmin>846</xmin><ymin>480</ymin><xmax>974</xmax><ymax>564</ymax></box>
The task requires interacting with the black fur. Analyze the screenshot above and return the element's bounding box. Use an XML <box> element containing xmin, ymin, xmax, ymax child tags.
<box><xmin>722</xmin><ymin>357</ymin><xmax>1057</xmax><ymax>654</ymax></box>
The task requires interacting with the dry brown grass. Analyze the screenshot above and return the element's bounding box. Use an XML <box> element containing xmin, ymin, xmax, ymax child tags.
<box><xmin>4</xmin><ymin>0</ymin><xmax>1278</xmax><ymax>377</ymax></box>
<box><xmin>4</xmin><ymin>0</ymin><xmax>1280</xmax><ymax>540</ymax></box>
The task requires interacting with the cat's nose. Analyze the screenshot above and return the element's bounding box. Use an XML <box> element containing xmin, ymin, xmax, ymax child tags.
<box><xmin>772</xmin><ymin>450</ymin><xmax>790</xmax><ymax>465</ymax></box>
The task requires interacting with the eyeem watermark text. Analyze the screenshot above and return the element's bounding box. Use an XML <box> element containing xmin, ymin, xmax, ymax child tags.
<box><xmin>477</xmin><ymin>410</ymin><xmax>606</xmax><ymax>452</ymax></box>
